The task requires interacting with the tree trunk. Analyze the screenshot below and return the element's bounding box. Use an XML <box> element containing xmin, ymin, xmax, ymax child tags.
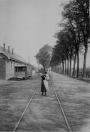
<box><xmin>83</xmin><ymin>47</ymin><xmax>87</xmax><ymax>78</ymax></box>
<box><xmin>76</xmin><ymin>51</ymin><xmax>79</xmax><ymax>78</ymax></box>
<box><xmin>67</xmin><ymin>59</ymin><xmax>69</xmax><ymax>75</ymax></box>
<box><xmin>55</xmin><ymin>66</ymin><xmax>57</xmax><ymax>72</ymax></box>
<box><xmin>62</xmin><ymin>61</ymin><xmax>64</xmax><ymax>74</ymax></box>
<box><xmin>64</xmin><ymin>61</ymin><xmax>65</xmax><ymax>74</ymax></box>
<box><xmin>69</xmin><ymin>56</ymin><xmax>72</xmax><ymax>76</ymax></box>
<box><xmin>72</xmin><ymin>53</ymin><xmax>76</xmax><ymax>77</ymax></box>
<box><xmin>65</xmin><ymin>60</ymin><xmax>66</xmax><ymax>74</ymax></box>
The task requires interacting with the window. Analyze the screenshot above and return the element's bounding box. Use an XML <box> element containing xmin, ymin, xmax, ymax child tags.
<box><xmin>15</xmin><ymin>67</ymin><xmax>26</xmax><ymax>72</ymax></box>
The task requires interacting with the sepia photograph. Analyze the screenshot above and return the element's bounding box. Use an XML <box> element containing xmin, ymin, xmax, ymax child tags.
<box><xmin>0</xmin><ymin>0</ymin><xmax>90</xmax><ymax>131</ymax></box>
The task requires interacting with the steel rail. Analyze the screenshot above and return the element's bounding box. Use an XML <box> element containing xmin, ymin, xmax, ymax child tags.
<box><xmin>51</xmin><ymin>81</ymin><xmax>72</xmax><ymax>132</ymax></box>
<box><xmin>12</xmin><ymin>84</ymin><xmax>40</xmax><ymax>132</ymax></box>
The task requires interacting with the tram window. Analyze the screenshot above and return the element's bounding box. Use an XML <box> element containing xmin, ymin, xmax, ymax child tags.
<box><xmin>15</xmin><ymin>67</ymin><xmax>18</xmax><ymax>72</ymax></box>
<box><xmin>15</xmin><ymin>67</ymin><xmax>26</xmax><ymax>72</ymax></box>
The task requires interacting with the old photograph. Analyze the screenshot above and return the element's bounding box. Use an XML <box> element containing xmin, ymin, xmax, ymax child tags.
<box><xmin>0</xmin><ymin>0</ymin><xmax>90</xmax><ymax>132</ymax></box>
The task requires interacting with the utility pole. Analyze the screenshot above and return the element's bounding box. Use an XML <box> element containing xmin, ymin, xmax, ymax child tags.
<box><xmin>28</xmin><ymin>55</ymin><xmax>30</xmax><ymax>64</ymax></box>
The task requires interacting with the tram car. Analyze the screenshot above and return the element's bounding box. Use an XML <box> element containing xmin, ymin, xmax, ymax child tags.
<box><xmin>15</xmin><ymin>64</ymin><xmax>32</xmax><ymax>80</ymax></box>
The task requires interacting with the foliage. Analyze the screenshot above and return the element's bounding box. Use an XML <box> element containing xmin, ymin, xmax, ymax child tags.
<box><xmin>50</xmin><ymin>0</ymin><xmax>89</xmax><ymax>77</ymax></box>
<box><xmin>35</xmin><ymin>44</ymin><xmax>52</xmax><ymax>70</ymax></box>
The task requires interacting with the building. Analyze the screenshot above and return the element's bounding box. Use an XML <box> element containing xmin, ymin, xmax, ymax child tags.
<box><xmin>0</xmin><ymin>43</ymin><xmax>29</xmax><ymax>80</ymax></box>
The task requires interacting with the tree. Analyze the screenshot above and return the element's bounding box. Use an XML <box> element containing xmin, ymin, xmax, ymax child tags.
<box><xmin>51</xmin><ymin>30</ymin><xmax>75</xmax><ymax>75</ymax></box>
<box><xmin>51</xmin><ymin>0</ymin><xmax>89</xmax><ymax>77</ymax></box>
<box><xmin>35</xmin><ymin>44</ymin><xmax>52</xmax><ymax>70</ymax></box>
<box><xmin>62</xmin><ymin>0</ymin><xmax>89</xmax><ymax>77</ymax></box>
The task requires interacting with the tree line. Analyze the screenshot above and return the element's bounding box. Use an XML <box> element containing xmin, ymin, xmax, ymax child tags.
<box><xmin>50</xmin><ymin>0</ymin><xmax>89</xmax><ymax>78</ymax></box>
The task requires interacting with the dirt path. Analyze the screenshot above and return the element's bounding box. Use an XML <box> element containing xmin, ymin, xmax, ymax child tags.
<box><xmin>15</xmin><ymin>80</ymin><xmax>68</xmax><ymax>132</ymax></box>
<box><xmin>0</xmin><ymin>74</ymin><xmax>40</xmax><ymax>132</ymax></box>
<box><xmin>49</xmin><ymin>71</ymin><xmax>90</xmax><ymax>132</ymax></box>
<box><xmin>0</xmin><ymin>72</ymin><xmax>90</xmax><ymax>132</ymax></box>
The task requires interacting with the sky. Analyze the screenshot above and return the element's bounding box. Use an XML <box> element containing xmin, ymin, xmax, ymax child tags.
<box><xmin>0</xmin><ymin>0</ymin><xmax>90</xmax><ymax>67</ymax></box>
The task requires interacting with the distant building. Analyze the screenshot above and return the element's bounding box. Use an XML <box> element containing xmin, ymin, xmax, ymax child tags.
<box><xmin>0</xmin><ymin>43</ymin><xmax>29</xmax><ymax>80</ymax></box>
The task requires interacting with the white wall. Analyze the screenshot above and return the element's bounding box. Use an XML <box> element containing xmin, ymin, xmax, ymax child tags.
<box><xmin>5</xmin><ymin>60</ymin><xmax>15</xmax><ymax>79</ymax></box>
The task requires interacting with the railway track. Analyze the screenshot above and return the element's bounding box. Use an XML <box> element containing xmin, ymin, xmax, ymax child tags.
<box><xmin>12</xmin><ymin>79</ymin><xmax>72</xmax><ymax>132</ymax></box>
<box><xmin>51</xmin><ymin>81</ymin><xmax>72</xmax><ymax>132</ymax></box>
<box><xmin>12</xmin><ymin>84</ymin><xmax>40</xmax><ymax>132</ymax></box>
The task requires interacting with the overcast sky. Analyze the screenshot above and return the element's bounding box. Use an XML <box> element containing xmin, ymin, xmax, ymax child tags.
<box><xmin>0</xmin><ymin>0</ymin><xmax>90</xmax><ymax>67</ymax></box>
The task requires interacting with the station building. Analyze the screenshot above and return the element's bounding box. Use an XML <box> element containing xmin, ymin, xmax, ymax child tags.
<box><xmin>0</xmin><ymin>43</ymin><xmax>29</xmax><ymax>80</ymax></box>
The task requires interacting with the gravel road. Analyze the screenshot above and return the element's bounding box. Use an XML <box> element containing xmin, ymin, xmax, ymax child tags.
<box><xmin>0</xmin><ymin>72</ymin><xmax>90</xmax><ymax>132</ymax></box>
<box><xmin>49</xmin><ymin>71</ymin><xmax>90</xmax><ymax>132</ymax></box>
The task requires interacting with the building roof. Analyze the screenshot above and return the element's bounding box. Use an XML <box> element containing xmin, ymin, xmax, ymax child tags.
<box><xmin>0</xmin><ymin>46</ymin><xmax>28</xmax><ymax>64</ymax></box>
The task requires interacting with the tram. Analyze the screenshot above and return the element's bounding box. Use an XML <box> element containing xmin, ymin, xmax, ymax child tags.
<box><xmin>15</xmin><ymin>64</ymin><xmax>32</xmax><ymax>80</ymax></box>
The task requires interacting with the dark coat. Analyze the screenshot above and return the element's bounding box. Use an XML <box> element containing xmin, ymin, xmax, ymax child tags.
<box><xmin>41</xmin><ymin>75</ymin><xmax>47</xmax><ymax>92</ymax></box>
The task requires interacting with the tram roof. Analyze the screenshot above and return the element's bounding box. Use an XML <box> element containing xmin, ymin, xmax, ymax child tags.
<box><xmin>0</xmin><ymin>46</ymin><xmax>30</xmax><ymax>65</ymax></box>
<box><xmin>15</xmin><ymin>65</ymin><xmax>27</xmax><ymax>67</ymax></box>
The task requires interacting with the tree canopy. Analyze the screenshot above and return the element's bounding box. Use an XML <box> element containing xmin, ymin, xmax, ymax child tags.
<box><xmin>50</xmin><ymin>0</ymin><xmax>89</xmax><ymax>77</ymax></box>
<box><xmin>35</xmin><ymin>44</ymin><xmax>52</xmax><ymax>70</ymax></box>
